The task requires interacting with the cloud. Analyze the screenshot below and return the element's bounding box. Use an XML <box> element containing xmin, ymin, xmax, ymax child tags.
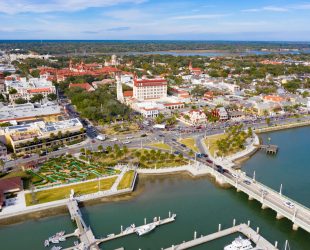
<box><xmin>262</xmin><ymin>6</ymin><xmax>288</xmax><ymax>12</ymax></box>
<box><xmin>242</xmin><ymin>6</ymin><xmax>288</xmax><ymax>13</ymax></box>
<box><xmin>107</xmin><ymin>26</ymin><xmax>130</xmax><ymax>31</ymax></box>
<box><xmin>170</xmin><ymin>14</ymin><xmax>228</xmax><ymax>20</ymax></box>
<box><xmin>82</xmin><ymin>31</ymin><xmax>100</xmax><ymax>34</ymax></box>
<box><xmin>0</xmin><ymin>0</ymin><xmax>146</xmax><ymax>14</ymax></box>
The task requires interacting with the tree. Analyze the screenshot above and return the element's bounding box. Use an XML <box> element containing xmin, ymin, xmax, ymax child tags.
<box><xmin>30</xmin><ymin>69</ymin><xmax>40</xmax><ymax>78</ymax></box>
<box><xmin>155</xmin><ymin>113</ymin><xmax>165</xmax><ymax>124</ymax></box>
<box><xmin>97</xmin><ymin>145</ymin><xmax>103</xmax><ymax>152</ymax></box>
<box><xmin>123</xmin><ymin>145</ymin><xmax>128</xmax><ymax>157</ymax></box>
<box><xmin>113</xmin><ymin>144</ymin><xmax>120</xmax><ymax>152</ymax></box>
<box><xmin>80</xmin><ymin>148</ymin><xmax>86</xmax><ymax>154</ymax></box>
<box><xmin>0</xmin><ymin>159</ymin><xmax>4</xmax><ymax>172</ymax></box>
<box><xmin>47</xmin><ymin>93</ymin><xmax>57</xmax><ymax>101</ymax></box>
<box><xmin>266</xmin><ymin>118</ymin><xmax>271</xmax><ymax>126</ymax></box>
<box><xmin>33</xmin><ymin>136</ymin><xmax>39</xmax><ymax>144</ymax></box>
<box><xmin>30</xmin><ymin>94</ymin><xmax>44</xmax><ymax>103</ymax></box>
<box><xmin>106</xmin><ymin>146</ymin><xmax>112</xmax><ymax>153</ymax></box>
<box><xmin>15</xmin><ymin>97</ymin><xmax>27</xmax><ymax>104</ymax></box>
<box><xmin>135</xmin><ymin>151</ymin><xmax>141</xmax><ymax>158</ymax></box>
<box><xmin>57</xmin><ymin>131</ymin><xmax>63</xmax><ymax>138</ymax></box>
<box><xmin>9</xmin><ymin>88</ymin><xmax>17</xmax><ymax>95</ymax></box>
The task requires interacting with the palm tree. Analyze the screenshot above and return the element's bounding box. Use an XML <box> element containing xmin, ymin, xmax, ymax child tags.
<box><xmin>135</xmin><ymin>151</ymin><xmax>141</xmax><ymax>159</ymax></box>
<box><xmin>0</xmin><ymin>159</ymin><xmax>4</xmax><ymax>172</ymax></box>
<box><xmin>57</xmin><ymin>131</ymin><xmax>63</xmax><ymax>139</ymax></box>
<box><xmin>106</xmin><ymin>146</ymin><xmax>112</xmax><ymax>153</ymax></box>
<box><xmin>123</xmin><ymin>145</ymin><xmax>128</xmax><ymax>157</ymax></box>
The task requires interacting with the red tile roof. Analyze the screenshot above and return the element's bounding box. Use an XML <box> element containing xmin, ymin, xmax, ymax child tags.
<box><xmin>27</xmin><ymin>88</ymin><xmax>52</xmax><ymax>93</ymax></box>
<box><xmin>134</xmin><ymin>78</ymin><xmax>167</xmax><ymax>87</ymax></box>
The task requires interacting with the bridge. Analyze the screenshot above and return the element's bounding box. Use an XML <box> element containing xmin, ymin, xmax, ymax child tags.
<box><xmin>194</xmin><ymin>136</ymin><xmax>310</xmax><ymax>233</ymax></box>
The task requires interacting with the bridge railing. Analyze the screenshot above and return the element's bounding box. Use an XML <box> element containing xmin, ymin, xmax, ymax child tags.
<box><xmin>247</xmin><ymin>177</ymin><xmax>310</xmax><ymax>214</ymax></box>
<box><xmin>226</xmin><ymin>177</ymin><xmax>310</xmax><ymax>231</ymax></box>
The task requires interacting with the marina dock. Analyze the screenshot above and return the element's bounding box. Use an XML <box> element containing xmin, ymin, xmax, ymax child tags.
<box><xmin>97</xmin><ymin>212</ymin><xmax>176</xmax><ymax>244</ymax></box>
<box><xmin>56</xmin><ymin>192</ymin><xmax>176</xmax><ymax>250</ymax></box>
<box><xmin>163</xmin><ymin>221</ymin><xmax>278</xmax><ymax>250</ymax></box>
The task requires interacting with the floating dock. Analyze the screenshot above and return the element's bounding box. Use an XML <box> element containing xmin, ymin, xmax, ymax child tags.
<box><xmin>97</xmin><ymin>212</ymin><xmax>176</xmax><ymax>244</ymax></box>
<box><xmin>163</xmin><ymin>221</ymin><xmax>278</xmax><ymax>250</ymax></box>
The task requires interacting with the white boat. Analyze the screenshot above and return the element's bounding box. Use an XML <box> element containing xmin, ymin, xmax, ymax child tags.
<box><xmin>224</xmin><ymin>236</ymin><xmax>253</xmax><ymax>250</ymax></box>
<box><xmin>59</xmin><ymin>237</ymin><xmax>66</xmax><ymax>242</ymax></box>
<box><xmin>44</xmin><ymin>240</ymin><xmax>50</xmax><ymax>247</ymax></box>
<box><xmin>51</xmin><ymin>246</ymin><xmax>62</xmax><ymax>250</ymax></box>
<box><xmin>51</xmin><ymin>238</ymin><xmax>60</xmax><ymax>244</ymax></box>
<box><xmin>136</xmin><ymin>224</ymin><xmax>156</xmax><ymax>236</ymax></box>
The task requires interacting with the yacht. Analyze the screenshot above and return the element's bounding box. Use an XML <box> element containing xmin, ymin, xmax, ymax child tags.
<box><xmin>136</xmin><ymin>224</ymin><xmax>156</xmax><ymax>236</ymax></box>
<box><xmin>224</xmin><ymin>236</ymin><xmax>253</xmax><ymax>250</ymax></box>
<box><xmin>44</xmin><ymin>240</ymin><xmax>49</xmax><ymax>247</ymax></box>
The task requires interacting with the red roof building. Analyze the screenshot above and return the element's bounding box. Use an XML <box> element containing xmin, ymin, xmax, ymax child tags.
<box><xmin>0</xmin><ymin>177</ymin><xmax>23</xmax><ymax>209</ymax></box>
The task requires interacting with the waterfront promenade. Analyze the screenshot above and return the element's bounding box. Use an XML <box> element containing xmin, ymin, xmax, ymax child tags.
<box><xmin>0</xmin><ymin>166</ymin><xmax>138</xmax><ymax>220</ymax></box>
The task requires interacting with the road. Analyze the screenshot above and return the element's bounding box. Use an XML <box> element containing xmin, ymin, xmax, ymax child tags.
<box><xmin>4</xmin><ymin>115</ymin><xmax>310</xmax><ymax>171</ymax></box>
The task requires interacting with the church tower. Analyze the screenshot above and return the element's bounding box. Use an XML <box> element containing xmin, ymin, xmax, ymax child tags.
<box><xmin>116</xmin><ymin>71</ymin><xmax>124</xmax><ymax>103</ymax></box>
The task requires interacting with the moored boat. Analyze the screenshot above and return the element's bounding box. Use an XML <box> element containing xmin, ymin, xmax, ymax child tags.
<box><xmin>224</xmin><ymin>236</ymin><xmax>253</xmax><ymax>250</ymax></box>
<box><xmin>136</xmin><ymin>224</ymin><xmax>156</xmax><ymax>236</ymax></box>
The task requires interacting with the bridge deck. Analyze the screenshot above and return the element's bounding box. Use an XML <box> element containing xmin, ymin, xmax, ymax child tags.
<box><xmin>164</xmin><ymin>223</ymin><xmax>277</xmax><ymax>250</ymax></box>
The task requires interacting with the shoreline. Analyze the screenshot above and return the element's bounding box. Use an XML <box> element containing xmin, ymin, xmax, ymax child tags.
<box><xmin>1</xmin><ymin>122</ymin><xmax>309</xmax><ymax>226</ymax></box>
<box><xmin>0</xmin><ymin>172</ymin><xmax>220</xmax><ymax>226</ymax></box>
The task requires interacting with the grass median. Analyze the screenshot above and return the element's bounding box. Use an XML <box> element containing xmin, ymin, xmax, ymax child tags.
<box><xmin>148</xmin><ymin>143</ymin><xmax>172</xmax><ymax>151</ymax></box>
<box><xmin>179</xmin><ymin>138</ymin><xmax>199</xmax><ymax>152</ymax></box>
<box><xmin>25</xmin><ymin>176</ymin><xmax>117</xmax><ymax>206</ymax></box>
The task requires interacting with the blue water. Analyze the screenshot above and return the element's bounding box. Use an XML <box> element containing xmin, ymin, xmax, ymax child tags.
<box><xmin>0</xmin><ymin>127</ymin><xmax>309</xmax><ymax>249</ymax></box>
<box><xmin>243</xmin><ymin>126</ymin><xmax>310</xmax><ymax>207</ymax></box>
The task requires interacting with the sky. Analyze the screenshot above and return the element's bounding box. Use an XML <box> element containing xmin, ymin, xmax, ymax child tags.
<box><xmin>0</xmin><ymin>0</ymin><xmax>310</xmax><ymax>41</ymax></box>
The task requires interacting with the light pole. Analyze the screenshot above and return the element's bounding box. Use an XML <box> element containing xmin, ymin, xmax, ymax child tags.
<box><xmin>279</xmin><ymin>183</ymin><xmax>283</xmax><ymax>196</ymax></box>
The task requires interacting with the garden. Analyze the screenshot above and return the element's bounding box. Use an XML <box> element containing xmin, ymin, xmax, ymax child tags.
<box><xmin>26</xmin><ymin>156</ymin><xmax>119</xmax><ymax>189</ymax></box>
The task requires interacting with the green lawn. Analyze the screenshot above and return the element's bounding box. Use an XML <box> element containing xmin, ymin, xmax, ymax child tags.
<box><xmin>25</xmin><ymin>177</ymin><xmax>117</xmax><ymax>206</ymax></box>
<box><xmin>148</xmin><ymin>143</ymin><xmax>172</xmax><ymax>151</ymax></box>
<box><xmin>179</xmin><ymin>138</ymin><xmax>199</xmax><ymax>152</ymax></box>
<box><xmin>117</xmin><ymin>170</ymin><xmax>135</xmax><ymax>190</ymax></box>
<box><xmin>204</xmin><ymin>134</ymin><xmax>226</xmax><ymax>157</ymax></box>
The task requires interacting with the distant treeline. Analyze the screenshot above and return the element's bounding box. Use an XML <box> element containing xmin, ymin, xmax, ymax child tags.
<box><xmin>0</xmin><ymin>40</ymin><xmax>310</xmax><ymax>55</ymax></box>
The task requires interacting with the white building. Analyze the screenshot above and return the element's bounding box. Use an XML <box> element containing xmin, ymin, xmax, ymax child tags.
<box><xmin>5</xmin><ymin>76</ymin><xmax>56</xmax><ymax>103</ymax></box>
<box><xmin>133</xmin><ymin>78</ymin><xmax>167</xmax><ymax>100</ymax></box>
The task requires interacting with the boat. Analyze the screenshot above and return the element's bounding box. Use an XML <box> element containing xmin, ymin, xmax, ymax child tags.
<box><xmin>224</xmin><ymin>236</ymin><xmax>253</xmax><ymax>250</ymax></box>
<box><xmin>57</xmin><ymin>231</ymin><xmax>65</xmax><ymax>236</ymax></box>
<box><xmin>51</xmin><ymin>246</ymin><xmax>62</xmax><ymax>250</ymax></box>
<box><xmin>44</xmin><ymin>240</ymin><xmax>50</xmax><ymax>247</ymax></box>
<box><xmin>136</xmin><ymin>224</ymin><xmax>156</xmax><ymax>236</ymax></box>
<box><xmin>59</xmin><ymin>237</ymin><xmax>66</xmax><ymax>242</ymax></box>
<box><xmin>51</xmin><ymin>238</ymin><xmax>60</xmax><ymax>244</ymax></box>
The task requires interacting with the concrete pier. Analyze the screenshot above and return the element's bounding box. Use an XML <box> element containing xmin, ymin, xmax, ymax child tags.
<box><xmin>163</xmin><ymin>223</ymin><xmax>278</xmax><ymax>250</ymax></box>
